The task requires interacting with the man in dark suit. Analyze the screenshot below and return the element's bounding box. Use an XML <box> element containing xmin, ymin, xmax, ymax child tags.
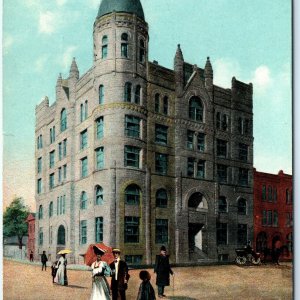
<box><xmin>109</xmin><ymin>248</ymin><xmax>130</xmax><ymax>300</ymax></box>
<box><xmin>41</xmin><ymin>251</ymin><xmax>48</xmax><ymax>271</ymax></box>
<box><xmin>154</xmin><ymin>246</ymin><xmax>174</xmax><ymax>298</ymax></box>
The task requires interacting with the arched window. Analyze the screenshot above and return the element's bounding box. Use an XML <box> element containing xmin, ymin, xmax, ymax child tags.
<box><xmin>125</xmin><ymin>184</ymin><xmax>140</xmax><ymax>205</ymax></box>
<box><xmin>99</xmin><ymin>85</ymin><xmax>104</xmax><ymax>104</ymax></box>
<box><xmin>156</xmin><ymin>189</ymin><xmax>168</xmax><ymax>208</ymax></box>
<box><xmin>84</xmin><ymin>100</ymin><xmax>88</xmax><ymax>119</ymax></box>
<box><xmin>49</xmin><ymin>202</ymin><xmax>53</xmax><ymax>217</ymax></box>
<box><xmin>188</xmin><ymin>192</ymin><xmax>203</xmax><ymax>209</ymax></box>
<box><xmin>218</xmin><ymin>196</ymin><xmax>227</xmax><ymax>213</ymax></box>
<box><xmin>38</xmin><ymin>205</ymin><xmax>43</xmax><ymax>219</ymax></box>
<box><xmin>124</xmin><ymin>82</ymin><xmax>132</xmax><ymax>102</ymax></box>
<box><xmin>163</xmin><ymin>96</ymin><xmax>168</xmax><ymax>115</ymax></box>
<box><xmin>155</xmin><ymin>93</ymin><xmax>160</xmax><ymax>113</ymax></box>
<box><xmin>102</xmin><ymin>35</ymin><xmax>108</xmax><ymax>59</ymax></box>
<box><xmin>189</xmin><ymin>97</ymin><xmax>203</xmax><ymax>122</ymax></box>
<box><xmin>237</xmin><ymin>198</ymin><xmax>247</xmax><ymax>215</ymax></box>
<box><xmin>139</xmin><ymin>39</ymin><xmax>145</xmax><ymax>63</ymax></box>
<box><xmin>60</xmin><ymin>108</ymin><xmax>67</xmax><ymax>132</ymax></box>
<box><xmin>57</xmin><ymin>225</ymin><xmax>66</xmax><ymax>245</ymax></box>
<box><xmin>134</xmin><ymin>85</ymin><xmax>141</xmax><ymax>104</ymax></box>
<box><xmin>121</xmin><ymin>33</ymin><xmax>128</xmax><ymax>58</ymax></box>
<box><xmin>80</xmin><ymin>191</ymin><xmax>87</xmax><ymax>210</ymax></box>
<box><xmin>80</xmin><ymin>103</ymin><xmax>84</xmax><ymax>122</ymax></box>
<box><xmin>95</xmin><ymin>185</ymin><xmax>103</xmax><ymax>205</ymax></box>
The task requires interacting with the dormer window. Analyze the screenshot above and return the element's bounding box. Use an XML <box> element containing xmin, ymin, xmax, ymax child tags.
<box><xmin>102</xmin><ymin>35</ymin><xmax>108</xmax><ymax>59</ymax></box>
<box><xmin>121</xmin><ymin>33</ymin><xmax>128</xmax><ymax>58</ymax></box>
<box><xmin>189</xmin><ymin>96</ymin><xmax>203</xmax><ymax>122</ymax></box>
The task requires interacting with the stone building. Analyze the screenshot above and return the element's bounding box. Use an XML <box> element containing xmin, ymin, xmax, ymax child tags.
<box><xmin>35</xmin><ymin>0</ymin><xmax>254</xmax><ymax>264</ymax></box>
<box><xmin>26</xmin><ymin>213</ymin><xmax>36</xmax><ymax>260</ymax></box>
<box><xmin>253</xmin><ymin>169</ymin><xmax>293</xmax><ymax>260</ymax></box>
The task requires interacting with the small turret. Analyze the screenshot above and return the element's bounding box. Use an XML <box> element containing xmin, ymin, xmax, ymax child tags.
<box><xmin>69</xmin><ymin>57</ymin><xmax>79</xmax><ymax>80</ymax></box>
<box><xmin>56</xmin><ymin>73</ymin><xmax>62</xmax><ymax>101</ymax></box>
<box><xmin>204</xmin><ymin>56</ymin><xmax>213</xmax><ymax>89</ymax></box>
<box><xmin>174</xmin><ymin>44</ymin><xmax>184</xmax><ymax>95</ymax></box>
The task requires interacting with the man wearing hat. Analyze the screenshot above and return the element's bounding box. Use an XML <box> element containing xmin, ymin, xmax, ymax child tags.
<box><xmin>109</xmin><ymin>248</ymin><xmax>130</xmax><ymax>300</ymax></box>
<box><xmin>154</xmin><ymin>246</ymin><xmax>174</xmax><ymax>298</ymax></box>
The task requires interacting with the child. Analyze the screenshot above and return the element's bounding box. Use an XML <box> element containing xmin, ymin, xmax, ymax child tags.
<box><xmin>137</xmin><ymin>270</ymin><xmax>156</xmax><ymax>300</ymax></box>
<box><xmin>51</xmin><ymin>261</ymin><xmax>58</xmax><ymax>283</ymax></box>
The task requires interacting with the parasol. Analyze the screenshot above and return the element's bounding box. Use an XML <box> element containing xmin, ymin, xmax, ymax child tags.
<box><xmin>57</xmin><ymin>249</ymin><xmax>72</xmax><ymax>255</ymax></box>
<box><xmin>84</xmin><ymin>243</ymin><xmax>114</xmax><ymax>266</ymax></box>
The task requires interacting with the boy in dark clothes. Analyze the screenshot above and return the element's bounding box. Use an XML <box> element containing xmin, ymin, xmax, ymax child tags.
<box><xmin>137</xmin><ymin>270</ymin><xmax>156</xmax><ymax>300</ymax></box>
<box><xmin>51</xmin><ymin>261</ymin><xmax>58</xmax><ymax>283</ymax></box>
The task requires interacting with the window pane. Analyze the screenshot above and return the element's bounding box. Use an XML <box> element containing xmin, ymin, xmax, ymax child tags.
<box><xmin>95</xmin><ymin>186</ymin><xmax>103</xmax><ymax>205</ymax></box>
<box><xmin>155</xmin><ymin>219</ymin><xmax>168</xmax><ymax>243</ymax></box>
<box><xmin>96</xmin><ymin>117</ymin><xmax>104</xmax><ymax>139</ymax></box>
<box><xmin>125</xmin><ymin>185</ymin><xmax>140</xmax><ymax>205</ymax></box>
<box><xmin>155</xmin><ymin>124</ymin><xmax>168</xmax><ymax>145</ymax></box>
<box><xmin>124</xmin><ymin>146</ymin><xmax>140</xmax><ymax>168</ymax></box>
<box><xmin>95</xmin><ymin>217</ymin><xmax>103</xmax><ymax>243</ymax></box>
<box><xmin>155</xmin><ymin>153</ymin><xmax>168</xmax><ymax>175</ymax></box>
<box><xmin>96</xmin><ymin>147</ymin><xmax>104</xmax><ymax>169</ymax></box>
<box><xmin>125</xmin><ymin>116</ymin><xmax>140</xmax><ymax>138</ymax></box>
<box><xmin>124</xmin><ymin>217</ymin><xmax>139</xmax><ymax>243</ymax></box>
<box><xmin>156</xmin><ymin>189</ymin><xmax>168</xmax><ymax>207</ymax></box>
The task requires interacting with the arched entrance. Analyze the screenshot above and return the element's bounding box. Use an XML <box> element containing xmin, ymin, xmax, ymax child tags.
<box><xmin>57</xmin><ymin>225</ymin><xmax>66</xmax><ymax>245</ymax></box>
<box><xmin>256</xmin><ymin>231</ymin><xmax>267</xmax><ymax>252</ymax></box>
<box><xmin>187</xmin><ymin>192</ymin><xmax>208</xmax><ymax>259</ymax></box>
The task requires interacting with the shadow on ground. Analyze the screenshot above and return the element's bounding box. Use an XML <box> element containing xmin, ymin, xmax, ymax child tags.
<box><xmin>65</xmin><ymin>284</ymin><xmax>88</xmax><ymax>289</ymax></box>
<box><xmin>168</xmin><ymin>297</ymin><xmax>198</xmax><ymax>300</ymax></box>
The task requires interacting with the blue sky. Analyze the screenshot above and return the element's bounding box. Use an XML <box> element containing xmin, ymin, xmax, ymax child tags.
<box><xmin>3</xmin><ymin>0</ymin><xmax>292</xmax><ymax>210</ymax></box>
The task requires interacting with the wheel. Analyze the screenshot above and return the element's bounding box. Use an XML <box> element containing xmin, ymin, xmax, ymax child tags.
<box><xmin>251</xmin><ymin>256</ymin><xmax>261</xmax><ymax>265</ymax></box>
<box><xmin>235</xmin><ymin>256</ymin><xmax>247</xmax><ymax>265</ymax></box>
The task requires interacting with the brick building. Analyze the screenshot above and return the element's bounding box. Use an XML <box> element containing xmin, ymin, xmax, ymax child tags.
<box><xmin>26</xmin><ymin>213</ymin><xmax>36</xmax><ymax>260</ymax></box>
<box><xmin>35</xmin><ymin>0</ymin><xmax>254</xmax><ymax>264</ymax></box>
<box><xmin>253</xmin><ymin>169</ymin><xmax>293</xmax><ymax>259</ymax></box>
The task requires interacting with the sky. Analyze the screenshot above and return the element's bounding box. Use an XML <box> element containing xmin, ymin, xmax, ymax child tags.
<box><xmin>3</xmin><ymin>0</ymin><xmax>292</xmax><ymax>211</ymax></box>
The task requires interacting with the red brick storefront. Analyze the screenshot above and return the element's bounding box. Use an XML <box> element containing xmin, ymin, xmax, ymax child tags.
<box><xmin>253</xmin><ymin>169</ymin><xmax>293</xmax><ymax>260</ymax></box>
<box><xmin>26</xmin><ymin>213</ymin><xmax>36</xmax><ymax>261</ymax></box>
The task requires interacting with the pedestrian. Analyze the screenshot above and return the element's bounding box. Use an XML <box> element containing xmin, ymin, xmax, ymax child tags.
<box><xmin>274</xmin><ymin>247</ymin><xmax>281</xmax><ymax>265</ymax></box>
<box><xmin>136</xmin><ymin>270</ymin><xmax>156</xmax><ymax>300</ymax></box>
<box><xmin>29</xmin><ymin>251</ymin><xmax>34</xmax><ymax>262</ymax></box>
<box><xmin>51</xmin><ymin>261</ymin><xmax>58</xmax><ymax>283</ymax></box>
<box><xmin>109</xmin><ymin>248</ymin><xmax>130</xmax><ymax>300</ymax></box>
<box><xmin>90</xmin><ymin>246</ymin><xmax>111</xmax><ymax>300</ymax></box>
<box><xmin>41</xmin><ymin>251</ymin><xmax>48</xmax><ymax>271</ymax></box>
<box><xmin>54</xmin><ymin>254</ymin><xmax>68</xmax><ymax>286</ymax></box>
<box><xmin>154</xmin><ymin>246</ymin><xmax>174</xmax><ymax>298</ymax></box>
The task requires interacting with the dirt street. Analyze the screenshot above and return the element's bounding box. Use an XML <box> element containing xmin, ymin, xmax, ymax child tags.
<box><xmin>3</xmin><ymin>259</ymin><xmax>292</xmax><ymax>300</ymax></box>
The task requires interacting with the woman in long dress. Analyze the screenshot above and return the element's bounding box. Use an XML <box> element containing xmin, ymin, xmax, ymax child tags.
<box><xmin>54</xmin><ymin>254</ymin><xmax>68</xmax><ymax>285</ymax></box>
<box><xmin>90</xmin><ymin>246</ymin><xmax>111</xmax><ymax>300</ymax></box>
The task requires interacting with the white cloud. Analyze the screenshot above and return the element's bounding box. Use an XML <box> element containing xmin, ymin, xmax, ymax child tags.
<box><xmin>35</xmin><ymin>55</ymin><xmax>49</xmax><ymax>73</ymax></box>
<box><xmin>3</xmin><ymin>35</ymin><xmax>14</xmax><ymax>54</ymax></box>
<box><xmin>56</xmin><ymin>0</ymin><xmax>67</xmax><ymax>6</ymax></box>
<box><xmin>251</xmin><ymin>65</ymin><xmax>272</xmax><ymax>93</ymax></box>
<box><xmin>213</xmin><ymin>58</ymin><xmax>241</xmax><ymax>88</ymax></box>
<box><xmin>61</xmin><ymin>46</ymin><xmax>78</xmax><ymax>70</ymax></box>
<box><xmin>39</xmin><ymin>11</ymin><xmax>58</xmax><ymax>34</ymax></box>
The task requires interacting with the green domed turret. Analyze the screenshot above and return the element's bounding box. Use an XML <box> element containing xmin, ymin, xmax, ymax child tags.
<box><xmin>97</xmin><ymin>0</ymin><xmax>145</xmax><ymax>20</ymax></box>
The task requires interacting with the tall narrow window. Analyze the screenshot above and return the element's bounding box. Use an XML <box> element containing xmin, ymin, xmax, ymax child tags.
<box><xmin>155</xmin><ymin>153</ymin><xmax>168</xmax><ymax>175</ymax></box>
<box><xmin>139</xmin><ymin>39</ymin><xmax>145</xmax><ymax>63</ymax></box>
<box><xmin>238</xmin><ymin>198</ymin><xmax>247</xmax><ymax>215</ymax></box>
<box><xmin>155</xmin><ymin>93</ymin><xmax>160</xmax><ymax>113</ymax></box>
<box><xmin>102</xmin><ymin>35</ymin><xmax>108</xmax><ymax>59</ymax></box>
<box><xmin>187</xmin><ymin>158</ymin><xmax>194</xmax><ymax>177</ymax></box>
<box><xmin>262</xmin><ymin>210</ymin><xmax>267</xmax><ymax>225</ymax></box>
<box><xmin>38</xmin><ymin>205</ymin><xmax>43</xmax><ymax>219</ymax></box>
<box><xmin>63</xmin><ymin>139</ymin><xmax>67</xmax><ymax>157</ymax></box>
<box><xmin>80</xmin><ymin>191</ymin><xmax>87</xmax><ymax>210</ymax></box>
<box><xmin>163</xmin><ymin>96</ymin><xmax>168</xmax><ymax>115</ymax></box>
<box><xmin>95</xmin><ymin>217</ymin><xmax>103</xmax><ymax>243</ymax></box>
<box><xmin>81</xmin><ymin>157</ymin><xmax>88</xmax><ymax>178</ymax></box>
<box><xmin>197</xmin><ymin>160</ymin><xmax>205</xmax><ymax>179</ymax></box>
<box><xmin>155</xmin><ymin>219</ymin><xmax>168</xmax><ymax>243</ymax></box>
<box><xmin>37</xmin><ymin>179</ymin><xmax>42</xmax><ymax>194</ymax></box>
<box><xmin>96</xmin><ymin>117</ymin><xmax>104</xmax><ymax>139</ymax></box>
<box><xmin>273</xmin><ymin>211</ymin><xmax>278</xmax><ymax>227</ymax></box>
<box><xmin>156</xmin><ymin>189</ymin><xmax>168</xmax><ymax>208</ymax></box>
<box><xmin>134</xmin><ymin>85</ymin><xmax>141</xmax><ymax>104</ymax></box>
<box><xmin>121</xmin><ymin>33</ymin><xmax>128</xmax><ymax>58</ymax></box>
<box><xmin>268</xmin><ymin>186</ymin><xmax>273</xmax><ymax>202</ymax></box>
<box><xmin>37</xmin><ymin>157</ymin><xmax>42</xmax><ymax>173</ymax></box>
<box><xmin>124</xmin><ymin>146</ymin><xmax>140</xmax><ymax>168</ymax></box>
<box><xmin>125</xmin><ymin>185</ymin><xmax>140</xmax><ymax>205</ymax></box>
<box><xmin>262</xmin><ymin>185</ymin><xmax>266</xmax><ymax>201</ymax></box>
<box><xmin>187</xmin><ymin>130</ymin><xmax>194</xmax><ymax>150</ymax></box>
<box><xmin>197</xmin><ymin>133</ymin><xmax>205</xmax><ymax>152</ymax></box>
<box><xmin>58</xmin><ymin>167</ymin><xmax>62</xmax><ymax>183</ymax></box>
<box><xmin>222</xmin><ymin>114</ymin><xmax>228</xmax><ymax>131</ymax></box>
<box><xmin>155</xmin><ymin>124</ymin><xmax>168</xmax><ymax>145</ymax></box>
<box><xmin>237</xmin><ymin>224</ymin><xmax>247</xmax><ymax>245</ymax></box>
<box><xmin>49</xmin><ymin>202</ymin><xmax>53</xmax><ymax>217</ymax></box>
<box><xmin>80</xmin><ymin>103</ymin><xmax>84</xmax><ymax>122</ymax></box>
<box><xmin>95</xmin><ymin>185</ymin><xmax>103</xmax><ymax>205</ymax></box>
<box><xmin>85</xmin><ymin>100</ymin><xmax>88</xmax><ymax>119</ymax></box>
<box><xmin>49</xmin><ymin>150</ymin><xmax>55</xmax><ymax>168</ymax></box>
<box><xmin>216</xmin><ymin>222</ymin><xmax>227</xmax><ymax>245</ymax></box>
<box><xmin>238</xmin><ymin>168</ymin><xmax>249</xmax><ymax>186</ymax></box>
<box><xmin>95</xmin><ymin>147</ymin><xmax>104</xmax><ymax>169</ymax></box>
<box><xmin>124</xmin><ymin>82</ymin><xmax>132</xmax><ymax>102</ymax></box>
<box><xmin>125</xmin><ymin>115</ymin><xmax>140</xmax><ymax>138</ymax></box>
<box><xmin>217</xmin><ymin>164</ymin><xmax>227</xmax><ymax>183</ymax></box>
<box><xmin>80</xmin><ymin>220</ymin><xmax>87</xmax><ymax>244</ymax></box>
<box><xmin>57</xmin><ymin>225</ymin><xmax>66</xmax><ymax>245</ymax></box>
<box><xmin>39</xmin><ymin>228</ymin><xmax>43</xmax><ymax>245</ymax></box>
<box><xmin>63</xmin><ymin>164</ymin><xmax>67</xmax><ymax>180</ymax></box>
<box><xmin>217</xmin><ymin>139</ymin><xmax>227</xmax><ymax>158</ymax></box>
<box><xmin>218</xmin><ymin>196</ymin><xmax>227</xmax><ymax>213</ymax></box>
<box><xmin>99</xmin><ymin>85</ymin><xmax>104</xmax><ymax>104</ymax></box>
<box><xmin>80</xmin><ymin>129</ymin><xmax>88</xmax><ymax>149</ymax></box>
<box><xmin>49</xmin><ymin>173</ymin><xmax>55</xmax><ymax>189</ymax></box>
<box><xmin>50</xmin><ymin>126</ymin><xmax>55</xmax><ymax>143</ymax></box>
<box><xmin>189</xmin><ymin>97</ymin><xmax>203</xmax><ymax>122</ymax></box>
<box><xmin>239</xmin><ymin>143</ymin><xmax>248</xmax><ymax>161</ymax></box>
<box><xmin>58</xmin><ymin>143</ymin><xmax>62</xmax><ymax>160</ymax></box>
<box><xmin>124</xmin><ymin>217</ymin><xmax>139</xmax><ymax>243</ymax></box>
<box><xmin>60</xmin><ymin>108</ymin><xmax>67</xmax><ymax>132</ymax></box>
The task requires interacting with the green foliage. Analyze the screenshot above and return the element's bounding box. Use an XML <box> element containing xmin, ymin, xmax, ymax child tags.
<box><xmin>3</xmin><ymin>197</ymin><xmax>30</xmax><ymax>244</ymax></box>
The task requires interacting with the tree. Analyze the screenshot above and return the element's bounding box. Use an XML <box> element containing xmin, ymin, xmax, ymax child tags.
<box><xmin>3</xmin><ymin>197</ymin><xmax>30</xmax><ymax>249</ymax></box>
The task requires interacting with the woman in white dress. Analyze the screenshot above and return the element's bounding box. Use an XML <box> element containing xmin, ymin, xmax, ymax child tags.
<box><xmin>54</xmin><ymin>254</ymin><xmax>67</xmax><ymax>285</ymax></box>
<box><xmin>90</xmin><ymin>246</ymin><xmax>111</xmax><ymax>300</ymax></box>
